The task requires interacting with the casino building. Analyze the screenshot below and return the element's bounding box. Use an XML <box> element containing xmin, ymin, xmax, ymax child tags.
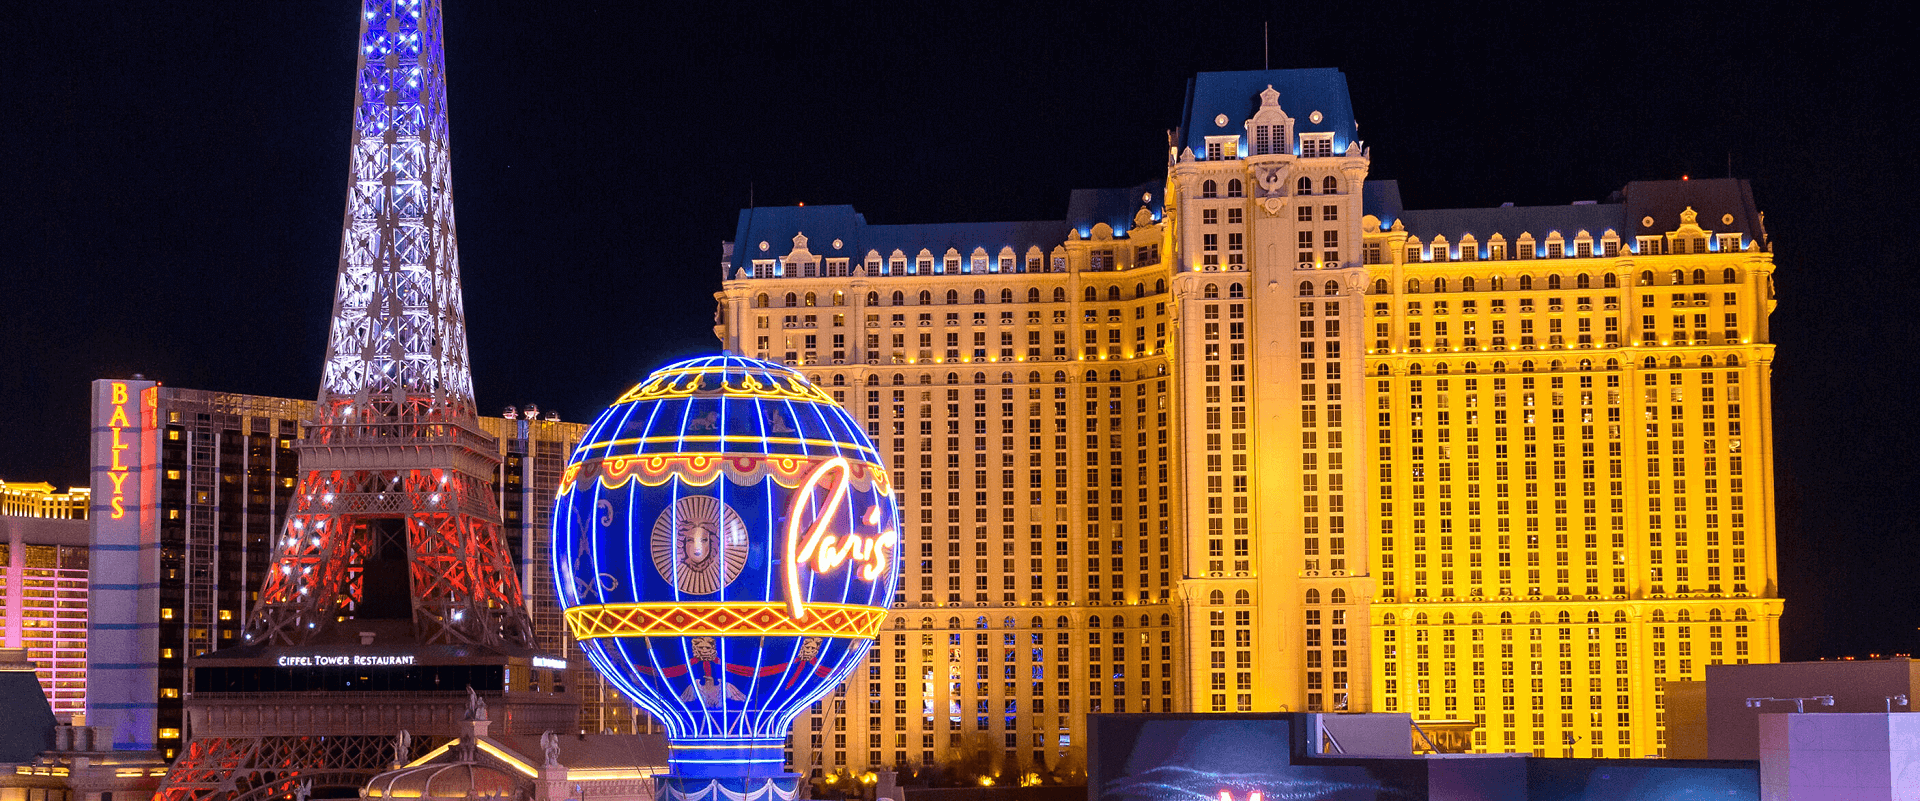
<box><xmin>83</xmin><ymin>382</ymin><xmax>640</xmax><ymax>757</ymax></box>
<box><xmin>710</xmin><ymin>69</ymin><xmax>1781</xmax><ymax>774</ymax></box>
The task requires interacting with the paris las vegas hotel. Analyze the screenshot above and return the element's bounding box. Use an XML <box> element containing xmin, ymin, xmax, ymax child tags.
<box><xmin>710</xmin><ymin>68</ymin><xmax>1781</xmax><ymax>773</ymax></box>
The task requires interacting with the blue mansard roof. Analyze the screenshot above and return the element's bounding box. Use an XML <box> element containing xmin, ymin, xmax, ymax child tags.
<box><xmin>1178</xmin><ymin>69</ymin><xmax>1359</xmax><ymax>157</ymax></box>
<box><xmin>726</xmin><ymin>184</ymin><xmax>1162</xmax><ymax>276</ymax></box>
<box><xmin>1364</xmin><ymin>178</ymin><xmax>1768</xmax><ymax>252</ymax></box>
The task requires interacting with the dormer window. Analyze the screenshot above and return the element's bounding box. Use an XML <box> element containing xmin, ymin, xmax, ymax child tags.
<box><xmin>1248</xmin><ymin>84</ymin><xmax>1294</xmax><ymax>157</ymax></box>
<box><xmin>1205</xmin><ymin>136</ymin><xmax>1238</xmax><ymax>160</ymax></box>
<box><xmin>1301</xmin><ymin>132</ymin><xmax>1334</xmax><ymax>158</ymax></box>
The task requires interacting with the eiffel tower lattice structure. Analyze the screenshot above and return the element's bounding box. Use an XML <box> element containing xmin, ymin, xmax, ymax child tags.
<box><xmin>156</xmin><ymin>2</ymin><xmax>569</xmax><ymax>799</ymax></box>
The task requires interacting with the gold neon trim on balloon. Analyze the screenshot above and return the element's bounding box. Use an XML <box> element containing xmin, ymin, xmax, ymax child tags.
<box><xmin>564</xmin><ymin>602</ymin><xmax>886</xmax><ymax>641</ymax></box>
<box><xmin>557</xmin><ymin>453</ymin><xmax>890</xmax><ymax>497</ymax></box>
<box><xmin>613</xmin><ymin>368</ymin><xmax>839</xmax><ymax>407</ymax></box>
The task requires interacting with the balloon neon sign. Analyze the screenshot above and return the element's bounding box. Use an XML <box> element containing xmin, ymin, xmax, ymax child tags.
<box><xmin>783</xmin><ymin>456</ymin><xmax>897</xmax><ymax>621</ymax></box>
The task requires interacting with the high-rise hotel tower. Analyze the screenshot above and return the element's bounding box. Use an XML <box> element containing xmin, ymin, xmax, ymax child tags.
<box><xmin>711</xmin><ymin>69</ymin><xmax>1779</xmax><ymax>775</ymax></box>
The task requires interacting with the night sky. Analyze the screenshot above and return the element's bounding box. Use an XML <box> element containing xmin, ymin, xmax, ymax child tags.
<box><xmin>2</xmin><ymin>2</ymin><xmax>1912</xmax><ymax>662</ymax></box>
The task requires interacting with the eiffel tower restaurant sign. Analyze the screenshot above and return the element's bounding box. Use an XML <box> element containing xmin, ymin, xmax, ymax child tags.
<box><xmin>552</xmin><ymin>355</ymin><xmax>900</xmax><ymax>789</ymax></box>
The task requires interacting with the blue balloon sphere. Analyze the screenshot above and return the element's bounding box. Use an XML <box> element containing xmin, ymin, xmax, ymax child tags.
<box><xmin>552</xmin><ymin>355</ymin><xmax>901</xmax><ymax>780</ymax></box>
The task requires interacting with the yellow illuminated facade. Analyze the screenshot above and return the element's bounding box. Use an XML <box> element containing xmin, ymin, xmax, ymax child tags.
<box><xmin>0</xmin><ymin>481</ymin><xmax>89</xmax><ymax>520</ymax></box>
<box><xmin>709</xmin><ymin>68</ymin><xmax>1779</xmax><ymax>775</ymax></box>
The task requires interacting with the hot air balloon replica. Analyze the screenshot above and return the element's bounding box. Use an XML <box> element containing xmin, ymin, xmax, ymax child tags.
<box><xmin>553</xmin><ymin>355</ymin><xmax>900</xmax><ymax>799</ymax></box>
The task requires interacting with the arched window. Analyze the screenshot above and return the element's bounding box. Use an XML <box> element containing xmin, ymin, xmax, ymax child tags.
<box><xmin>1027</xmin><ymin>287</ymin><xmax>1040</xmax><ymax>303</ymax></box>
<box><xmin>1206</xmin><ymin>284</ymin><xmax>1221</xmax><ymax>299</ymax></box>
<box><xmin>1322</xmin><ymin>176</ymin><xmax>1338</xmax><ymax>193</ymax></box>
<box><xmin>804</xmin><ymin>292</ymin><xmax>817</xmax><ymax>306</ymax></box>
<box><xmin>1734</xmin><ymin>609</ymin><xmax>1750</xmax><ymax>621</ymax></box>
<box><xmin>865</xmin><ymin>291</ymin><xmax>879</xmax><ymax>305</ymax></box>
<box><xmin>1461</xmin><ymin>277</ymin><xmax>1476</xmax><ymax>292</ymax></box>
<box><xmin>976</xmin><ymin>616</ymin><xmax>988</xmax><ymax>629</ymax></box>
<box><xmin>1726</xmin><ymin>355</ymin><xmax>1740</xmax><ymax>367</ymax></box>
<box><xmin>1579</xmin><ymin>359</ymin><xmax>1592</xmax><ymax>371</ymax></box>
<box><xmin>891</xmin><ymin>373</ymin><xmax>905</xmax><ymax>385</ymax></box>
<box><xmin>1490</xmin><ymin>276</ymin><xmax>1505</xmax><ymax>291</ymax></box>
<box><xmin>1651</xmin><ymin>610</ymin><xmax>1666</xmax><ymax>622</ymax></box>
<box><xmin>1723</xmin><ymin>267</ymin><xmax>1739</xmax><ymax>283</ymax></box>
<box><xmin>1603</xmin><ymin>273</ymin><xmax>1618</xmax><ymax>288</ymax></box>
<box><xmin>1226</xmin><ymin>179</ymin><xmax>1244</xmax><ymax>198</ymax></box>
<box><xmin>1408</xmin><ymin>364</ymin><xmax>1423</xmax><ymax>375</ymax></box>
<box><xmin>973</xmin><ymin>372</ymin><xmax>987</xmax><ymax>384</ymax></box>
<box><xmin>1640</xmin><ymin>270</ymin><xmax>1654</xmax><ymax>286</ymax></box>
<box><xmin>1556</xmin><ymin>611</ymin><xmax>1571</xmax><ymax>623</ymax></box>
<box><xmin>1407</xmin><ymin>278</ymin><xmax>1421</xmax><ymax>293</ymax></box>
<box><xmin>947</xmin><ymin>616</ymin><xmax>960</xmax><ymax>628</ymax></box>
<box><xmin>1000</xmin><ymin>288</ymin><xmax>1013</xmax><ymax>303</ymax></box>
<box><xmin>1528</xmin><ymin>612</ymin><xmax>1542</xmax><ymax>624</ymax></box>
<box><xmin>1160</xmin><ymin>614</ymin><xmax>1171</xmax><ymax>626</ymax></box>
<box><xmin>1671</xmin><ymin>269</ymin><xmax>1685</xmax><ymax>285</ymax></box>
<box><xmin>1414</xmin><ymin>612</ymin><xmax>1428</xmax><ymax>625</ymax></box>
<box><xmin>917</xmin><ymin>290</ymin><xmax>931</xmax><ymax>305</ymax></box>
<box><xmin>1492</xmin><ymin>361</ymin><xmax>1506</xmax><ymax>373</ymax></box>
<box><xmin>1325</xmin><ymin>280</ymin><xmax>1339</xmax><ymax>296</ymax></box>
<box><xmin>972</xmin><ymin>289</ymin><xmax>986</xmax><ymax>304</ymax></box>
<box><xmin>1052</xmin><ymin>371</ymin><xmax>1066</xmax><ymax>383</ymax></box>
<box><xmin>1546</xmin><ymin>274</ymin><xmax>1562</xmax><ymax>290</ymax></box>
<box><xmin>784</xmin><ymin>292</ymin><xmax>798</xmax><ymax>307</ymax></box>
<box><xmin>1201</xmin><ymin>180</ymin><xmax>1218</xmax><ymax>198</ymax></box>
<box><xmin>1110</xmin><ymin>615</ymin><xmax>1124</xmax><ymax>628</ymax></box>
<box><xmin>1107</xmin><ymin>286</ymin><xmax>1122</xmax><ymax>301</ymax></box>
<box><xmin>1084</xmin><ymin>370</ymin><xmax>1098</xmax><ymax>382</ymax></box>
<box><xmin>1499</xmin><ymin>611</ymin><xmax>1513</xmax><ymax>624</ymax></box>
<box><xmin>1373</xmin><ymin>278</ymin><xmax>1389</xmax><ymax>294</ymax></box>
<box><xmin>1052</xmin><ymin>287</ymin><xmax>1066</xmax><ymax>302</ymax></box>
<box><xmin>1677</xmin><ymin>610</ymin><xmax>1693</xmax><ymax>622</ymax></box>
<box><xmin>754</xmin><ymin>293</ymin><xmax>770</xmax><ymax>308</ymax></box>
<box><xmin>1464</xmin><ymin>362</ymin><xmax>1478</xmax><ymax>373</ymax></box>
<box><xmin>1229</xmin><ymin>283</ymin><xmax>1245</xmax><ymax>298</ymax></box>
<box><xmin>1383</xmin><ymin>613</ymin><xmax>1397</xmax><ymax>625</ymax></box>
<box><xmin>1519</xmin><ymin>275</ymin><xmax>1533</xmax><ymax>291</ymax></box>
<box><xmin>1155</xmin><ymin>278</ymin><xmax>1167</xmax><ymax>294</ymax></box>
<box><xmin>832</xmin><ymin>374</ymin><xmax>845</xmax><ymax>385</ymax></box>
<box><xmin>1434</xmin><ymin>277</ymin><xmax>1449</xmax><ymax>292</ymax></box>
<box><xmin>1001</xmin><ymin>372</ymin><xmax>1012</xmax><ymax>383</ymax></box>
<box><xmin>1055</xmin><ymin>616</ymin><xmax>1068</xmax><ymax>628</ymax></box>
<box><xmin>1208</xmin><ymin>590</ymin><xmax>1224</xmax><ymax>605</ymax></box>
<box><xmin>1708</xmin><ymin>608</ymin><xmax>1723</xmax><ymax>622</ymax></box>
<box><xmin>1576</xmin><ymin>273</ymin><xmax>1591</xmax><ymax>289</ymax></box>
<box><xmin>1234</xmin><ymin>590</ymin><xmax>1250</xmax><ymax>604</ymax></box>
<box><xmin>1107</xmin><ymin>369</ymin><xmax>1121</xmax><ymax>382</ymax></box>
<box><xmin>1297</xmin><ymin>281</ymin><xmax>1313</xmax><ymax>296</ymax></box>
<box><xmin>1471</xmin><ymin>612</ymin><xmax>1485</xmax><ymax>624</ymax></box>
<box><xmin>1296</xmin><ymin>176</ymin><xmax>1313</xmax><ymax>195</ymax></box>
<box><xmin>1330</xmin><ymin>588</ymin><xmax>1346</xmax><ymax>604</ymax></box>
<box><xmin>1693</xmin><ymin>269</ymin><xmax>1707</xmax><ymax>285</ymax></box>
<box><xmin>1027</xmin><ymin>371</ymin><xmax>1040</xmax><ymax>383</ymax></box>
<box><xmin>945</xmin><ymin>372</ymin><xmax>959</xmax><ymax>384</ymax></box>
<box><xmin>1305</xmin><ymin>589</ymin><xmax>1321</xmax><ymax>604</ymax></box>
<box><xmin>1700</xmin><ymin>356</ymin><xmax>1715</xmax><ymax>367</ymax></box>
<box><xmin>945</xmin><ymin>289</ymin><xmax>959</xmax><ymax>304</ymax></box>
<box><xmin>891</xmin><ymin>290</ymin><xmax>904</xmax><ymax>305</ymax></box>
<box><xmin>1442</xmin><ymin>612</ymin><xmax>1455</xmax><ymax>625</ymax></box>
<box><xmin>1134</xmin><ymin>283</ymin><xmax>1145</xmax><ymax>299</ymax></box>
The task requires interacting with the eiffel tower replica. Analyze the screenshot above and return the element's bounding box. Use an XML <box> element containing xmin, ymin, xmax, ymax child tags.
<box><xmin>156</xmin><ymin>2</ymin><xmax>573</xmax><ymax>798</ymax></box>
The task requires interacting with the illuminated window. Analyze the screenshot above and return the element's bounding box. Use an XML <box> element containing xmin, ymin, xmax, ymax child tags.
<box><xmin>161</xmin><ymin>608</ymin><xmax>175</xmax><ymax>620</ymax></box>
<box><xmin>159</xmin><ymin>728</ymin><xmax>181</xmax><ymax>740</ymax></box>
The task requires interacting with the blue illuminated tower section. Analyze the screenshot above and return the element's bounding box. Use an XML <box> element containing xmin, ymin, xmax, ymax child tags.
<box><xmin>243</xmin><ymin>0</ymin><xmax>534</xmax><ymax>650</ymax></box>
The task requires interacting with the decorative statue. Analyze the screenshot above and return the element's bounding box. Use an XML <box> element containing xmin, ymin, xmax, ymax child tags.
<box><xmin>293</xmin><ymin>780</ymin><xmax>312</xmax><ymax>801</ymax></box>
<box><xmin>466</xmin><ymin>685</ymin><xmax>489</xmax><ymax>721</ymax></box>
<box><xmin>540</xmin><ymin>730</ymin><xmax>562</xmax><ymax>767</ymax></box>
<box><xmin>395</xmin><ymin>729</ymin><xmax>411</xmax><ymax>763</ymax></box>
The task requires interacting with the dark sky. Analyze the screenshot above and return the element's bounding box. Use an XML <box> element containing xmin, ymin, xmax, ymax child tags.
<box><xmin>2</xmin><ymin>2</ymin><xmax>1913</xmax><ymax>662</ymax></box>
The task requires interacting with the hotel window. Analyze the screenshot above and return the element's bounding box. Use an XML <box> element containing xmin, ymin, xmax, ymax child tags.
<box><xmin>1301</xmin><ymin>133</ymin><xmax>1334</xmax><ymax>158</ymax></box>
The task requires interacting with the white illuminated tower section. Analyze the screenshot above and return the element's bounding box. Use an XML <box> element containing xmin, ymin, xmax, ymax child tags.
<box><xmin>245</xmin><ymin>0</ymin><xmax>533</xmax><ymax>650</ymax></box>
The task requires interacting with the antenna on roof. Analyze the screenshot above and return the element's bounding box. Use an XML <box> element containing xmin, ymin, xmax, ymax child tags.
<box><xmin>1263</xmin><ymin>22</ymin><xmax>1270</xmax><ymax>70</ymax></box>
<box><xmin>1727</xmin><ymin>151</ymin><xmax>1733</xmax><ymax>179</ymax></box>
